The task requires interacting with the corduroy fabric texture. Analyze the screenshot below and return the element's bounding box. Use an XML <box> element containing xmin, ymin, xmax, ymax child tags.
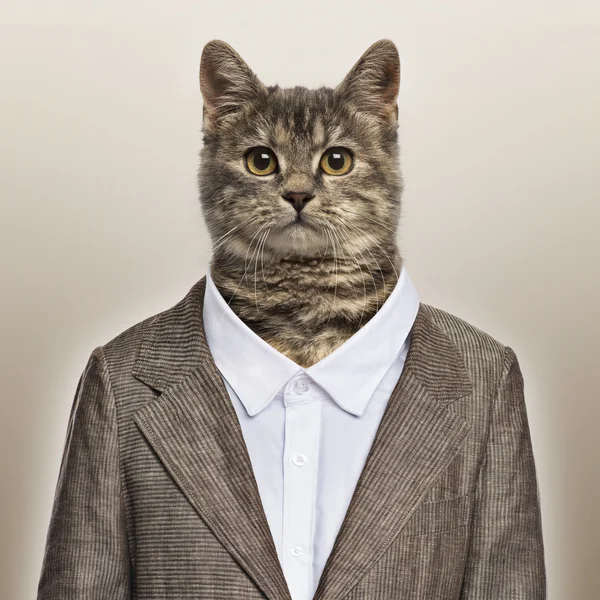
<box><xmin>37</xmin><ymin>276</ymin><xmax>547</xmax><ymax>600</ymax></box>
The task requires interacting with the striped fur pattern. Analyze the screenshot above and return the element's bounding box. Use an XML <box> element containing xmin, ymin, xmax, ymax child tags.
<box><xmin>37</xmin><ymin>276</ymin><xmax>547</xmax><ymax>598</ymax></box>
<box><xmin>198</xmin><ymin>39</ymin><xmax>404</xmax><ymax>366</ymax></box>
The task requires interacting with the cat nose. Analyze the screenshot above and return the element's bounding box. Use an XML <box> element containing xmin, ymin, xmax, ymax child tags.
<box><xmin>282</xmin><ymin>191</ymin><xmax>315</xmax><ymax>213</ymax></box>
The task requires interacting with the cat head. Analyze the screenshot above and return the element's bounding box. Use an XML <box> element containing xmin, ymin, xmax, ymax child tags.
<box><xmin>198</xmin><ymin>39</ymin><xmax>403</xmax><ymax>265</ymax></box>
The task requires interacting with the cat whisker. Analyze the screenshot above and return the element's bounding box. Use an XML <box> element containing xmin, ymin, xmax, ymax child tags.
<box><xmin>206</xmin><ymin>217</ymin><xmax>261</xmax><ymax>262</ymax></box>
<box><xmin>246</xmin><ymin>224</ymin><xmax>268</xmax><ymax>289</ymax></box>
<box><xmin>260</xmin><ymin>228</ymin><xmax>271</xmax><ymax>296</ymax></box>
<box><xmin>212</xmin><ymin>219</ymin><xmax>255</xmax><ymax>250</ymax></box>
<box><xmin>369</xmin><ymin>239</ymin><xmax>399</xmax><ymax>280</ymax></box>
<box><xmin>323</xmin><ymin>227</ymin><xmax>342</xmax><ymax>327</ymax></box>
<box><xmin>321</xmin><ymin>228</ymin><xmax>336</xmax><ymax>323</ymax></box>
<box><xmin>344</xmin><ymin>220</ymin><xmax>399</xmax><ymax>281</ymax></box>
<box><xmin>337</xmin><ymin>209</ymin><xmax>397</xmax><ymax>235</ymax></box>
<box><xmin>336</xmin><ymin>225</ymin><xmax>379</xmax><ymax>316</ymax></box>
<box><xmin>343</xmin><ymin>221</ymin><xmax>387</xmax><ymax>306</ymax></box>
<box><xmin>317</xmin><ymin>225</ymin><xmax>330</xmax><ymax>268</ymax></box>
<box><xmin>331</xmin><ymin>227</ymin><xmax>369</xmax><ymax>327</ymax></box>
<box><xmin>253</xmin><ymin>228</ymin><xmax>270</xmax><ymax>313</ymax></box>
<box><xmin>223</xmin><ymin>224</ymin><xmax>269</xmax><ymax>317</ymax></box>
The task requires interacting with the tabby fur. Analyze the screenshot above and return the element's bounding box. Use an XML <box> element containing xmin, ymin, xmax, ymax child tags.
<box><xmin>198</xmin><ymin>39</ymin><xmax>404</xmax><ymax>367</ymax></box>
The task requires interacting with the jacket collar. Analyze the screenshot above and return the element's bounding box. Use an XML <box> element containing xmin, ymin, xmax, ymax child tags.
<box><xmin>202</xmin><ymin>266</ymin><xmax>420</xmax><ymax>417</ymax></box>
<box><xmin>131</xmin><ymin>274</ymin><xmax>473</xmax><ymax>600</ymax></box>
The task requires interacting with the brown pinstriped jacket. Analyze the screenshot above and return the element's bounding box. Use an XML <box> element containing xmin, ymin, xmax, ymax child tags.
<box><xmin>37</xmin><ymin>275</ymin><xmax>547</xmax><ymax>599</ymax></box>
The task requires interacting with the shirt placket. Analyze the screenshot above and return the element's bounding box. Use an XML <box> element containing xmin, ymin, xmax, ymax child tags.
<box><xmin>281</xmin><ymin>372</ymin><xmax>322</xmax><ymax>600</ymax></box>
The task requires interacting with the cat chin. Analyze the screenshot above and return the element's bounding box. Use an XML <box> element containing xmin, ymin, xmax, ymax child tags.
<box><xmin>266</xmin><ymin>224</ymin><xmax>330</xmax><ymax>257</ymax></box>
<box><xmin>217</xmin><ymin>223</ymin><xmax>331</xmax><ymax>262</ymax></box>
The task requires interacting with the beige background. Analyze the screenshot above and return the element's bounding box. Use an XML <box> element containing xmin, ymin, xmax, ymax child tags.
<box><xmin>1</xmin><ymin>1</ymin><xmax>599</xmax><ymax>598</ymax></box>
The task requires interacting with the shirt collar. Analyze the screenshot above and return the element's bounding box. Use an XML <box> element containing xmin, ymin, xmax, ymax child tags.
<box><xmin>202</xmin><ymin>265</ymin><xmax>420</xmax><ymax>418</ymax></box>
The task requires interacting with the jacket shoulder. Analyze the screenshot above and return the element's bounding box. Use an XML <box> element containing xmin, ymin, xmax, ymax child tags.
<box><xmin>95</xmin><ymin>282</ymin><xmax>199</xmax><ymax>382</ymax></box>
<box><xmin>94</xmin><ymin>312</ymin><xmax>159</xmax><ymax>382</ymax></box>
<box><xmin>87</xmin><ymin>277</ymin><xmax>209</xmax><ymax>397</ymax></box>
<box><xmin>420</xmin><ymin>303</ymin><xmax>511</xmax><ymax>395</ymax></box>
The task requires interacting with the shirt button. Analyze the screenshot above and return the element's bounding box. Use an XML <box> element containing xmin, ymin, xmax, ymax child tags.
<box><xmin>292</xmin><ymin>453</ymin><xmax>308</xmax><ymax>467</ymax></box>
<box><xmin>289</xmin><ymin>546</ymin><xmax>304</xmax><ymax>557</ymax></box>
<box><xmin>293</xmin><ymin>378</ymin><xmax>309</xmax><ymax>394</ymax></box>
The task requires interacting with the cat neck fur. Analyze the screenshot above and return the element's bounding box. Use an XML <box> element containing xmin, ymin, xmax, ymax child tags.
<box><xmin>210</xmin><ymin>244</ymin><xmax>402</xmax><ymax>368</ymax></box>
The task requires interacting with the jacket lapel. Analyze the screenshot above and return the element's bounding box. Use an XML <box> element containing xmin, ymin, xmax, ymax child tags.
<box><xmin>131</xmin><ymin>276</ymin><xmax>292</xmax><ymax>600</ymax></box>
<box><xmin>130</xmin><ymin>275</ymin><xmax>474</xmax><ymax>600</ymax></box>
<box><xmin>311</xmin><ymin>302</ymin><xmax>474</xmax><ymax>600</ymax></box>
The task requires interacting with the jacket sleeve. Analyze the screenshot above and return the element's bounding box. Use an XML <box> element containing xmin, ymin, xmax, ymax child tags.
<box><xmin>37</xmin><ymin>346</ymin><xmax>132</xmax><ymax>599</ymax></box>
<box><xmin>459</xmin><ymin>345</ymin><xmax>547</xmax><ymax>599</ymax></box>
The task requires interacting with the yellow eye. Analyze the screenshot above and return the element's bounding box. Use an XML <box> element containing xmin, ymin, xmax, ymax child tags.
<box><xmin>245</xmin><ymin>146</ymin><xmax>278</xmax><ymax>176</ymax></box>
<box><xmin>319</xmin><ymin>147</ymin><xmax>353</xmax><ymax>176</ymax></box>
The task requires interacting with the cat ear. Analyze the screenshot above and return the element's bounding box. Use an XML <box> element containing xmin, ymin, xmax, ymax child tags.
<box><xmin>199</xmin><ymin>39</ymin><xmax>267</xmax><ymax>132</ymax></box>
<box><xmin>334</xmin><ymin>39</ymin><xmax>400</xmax><ymax>123</ymax></box>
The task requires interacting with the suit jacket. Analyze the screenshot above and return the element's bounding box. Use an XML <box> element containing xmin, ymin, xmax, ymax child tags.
<box><xmin>37</xmin><ymin>276</ymin><xmax>547</xmax><ymax>600</ymax></box>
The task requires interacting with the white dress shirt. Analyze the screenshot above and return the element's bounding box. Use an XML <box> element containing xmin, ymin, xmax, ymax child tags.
<box><xmin>202</xmin><ymin>266</ymin><xmax>420</xmax><ymax>600</ymax></box>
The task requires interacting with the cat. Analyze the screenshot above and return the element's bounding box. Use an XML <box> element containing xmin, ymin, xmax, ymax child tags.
<box><xmin>198</xmin><ymin>39</ymin><xmax>404</xmax><ymax>368</ymax></box>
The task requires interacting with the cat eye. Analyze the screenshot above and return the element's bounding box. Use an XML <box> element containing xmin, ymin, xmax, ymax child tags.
<box><xmin>319</xmin><ymin>147</ymin><xmax>353</xmax><ymax>176</ymax></box>
<box><xmin>245</xmin><ymin>146</ymin><xmax>278</xmax><ymax>176</ymax></box>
